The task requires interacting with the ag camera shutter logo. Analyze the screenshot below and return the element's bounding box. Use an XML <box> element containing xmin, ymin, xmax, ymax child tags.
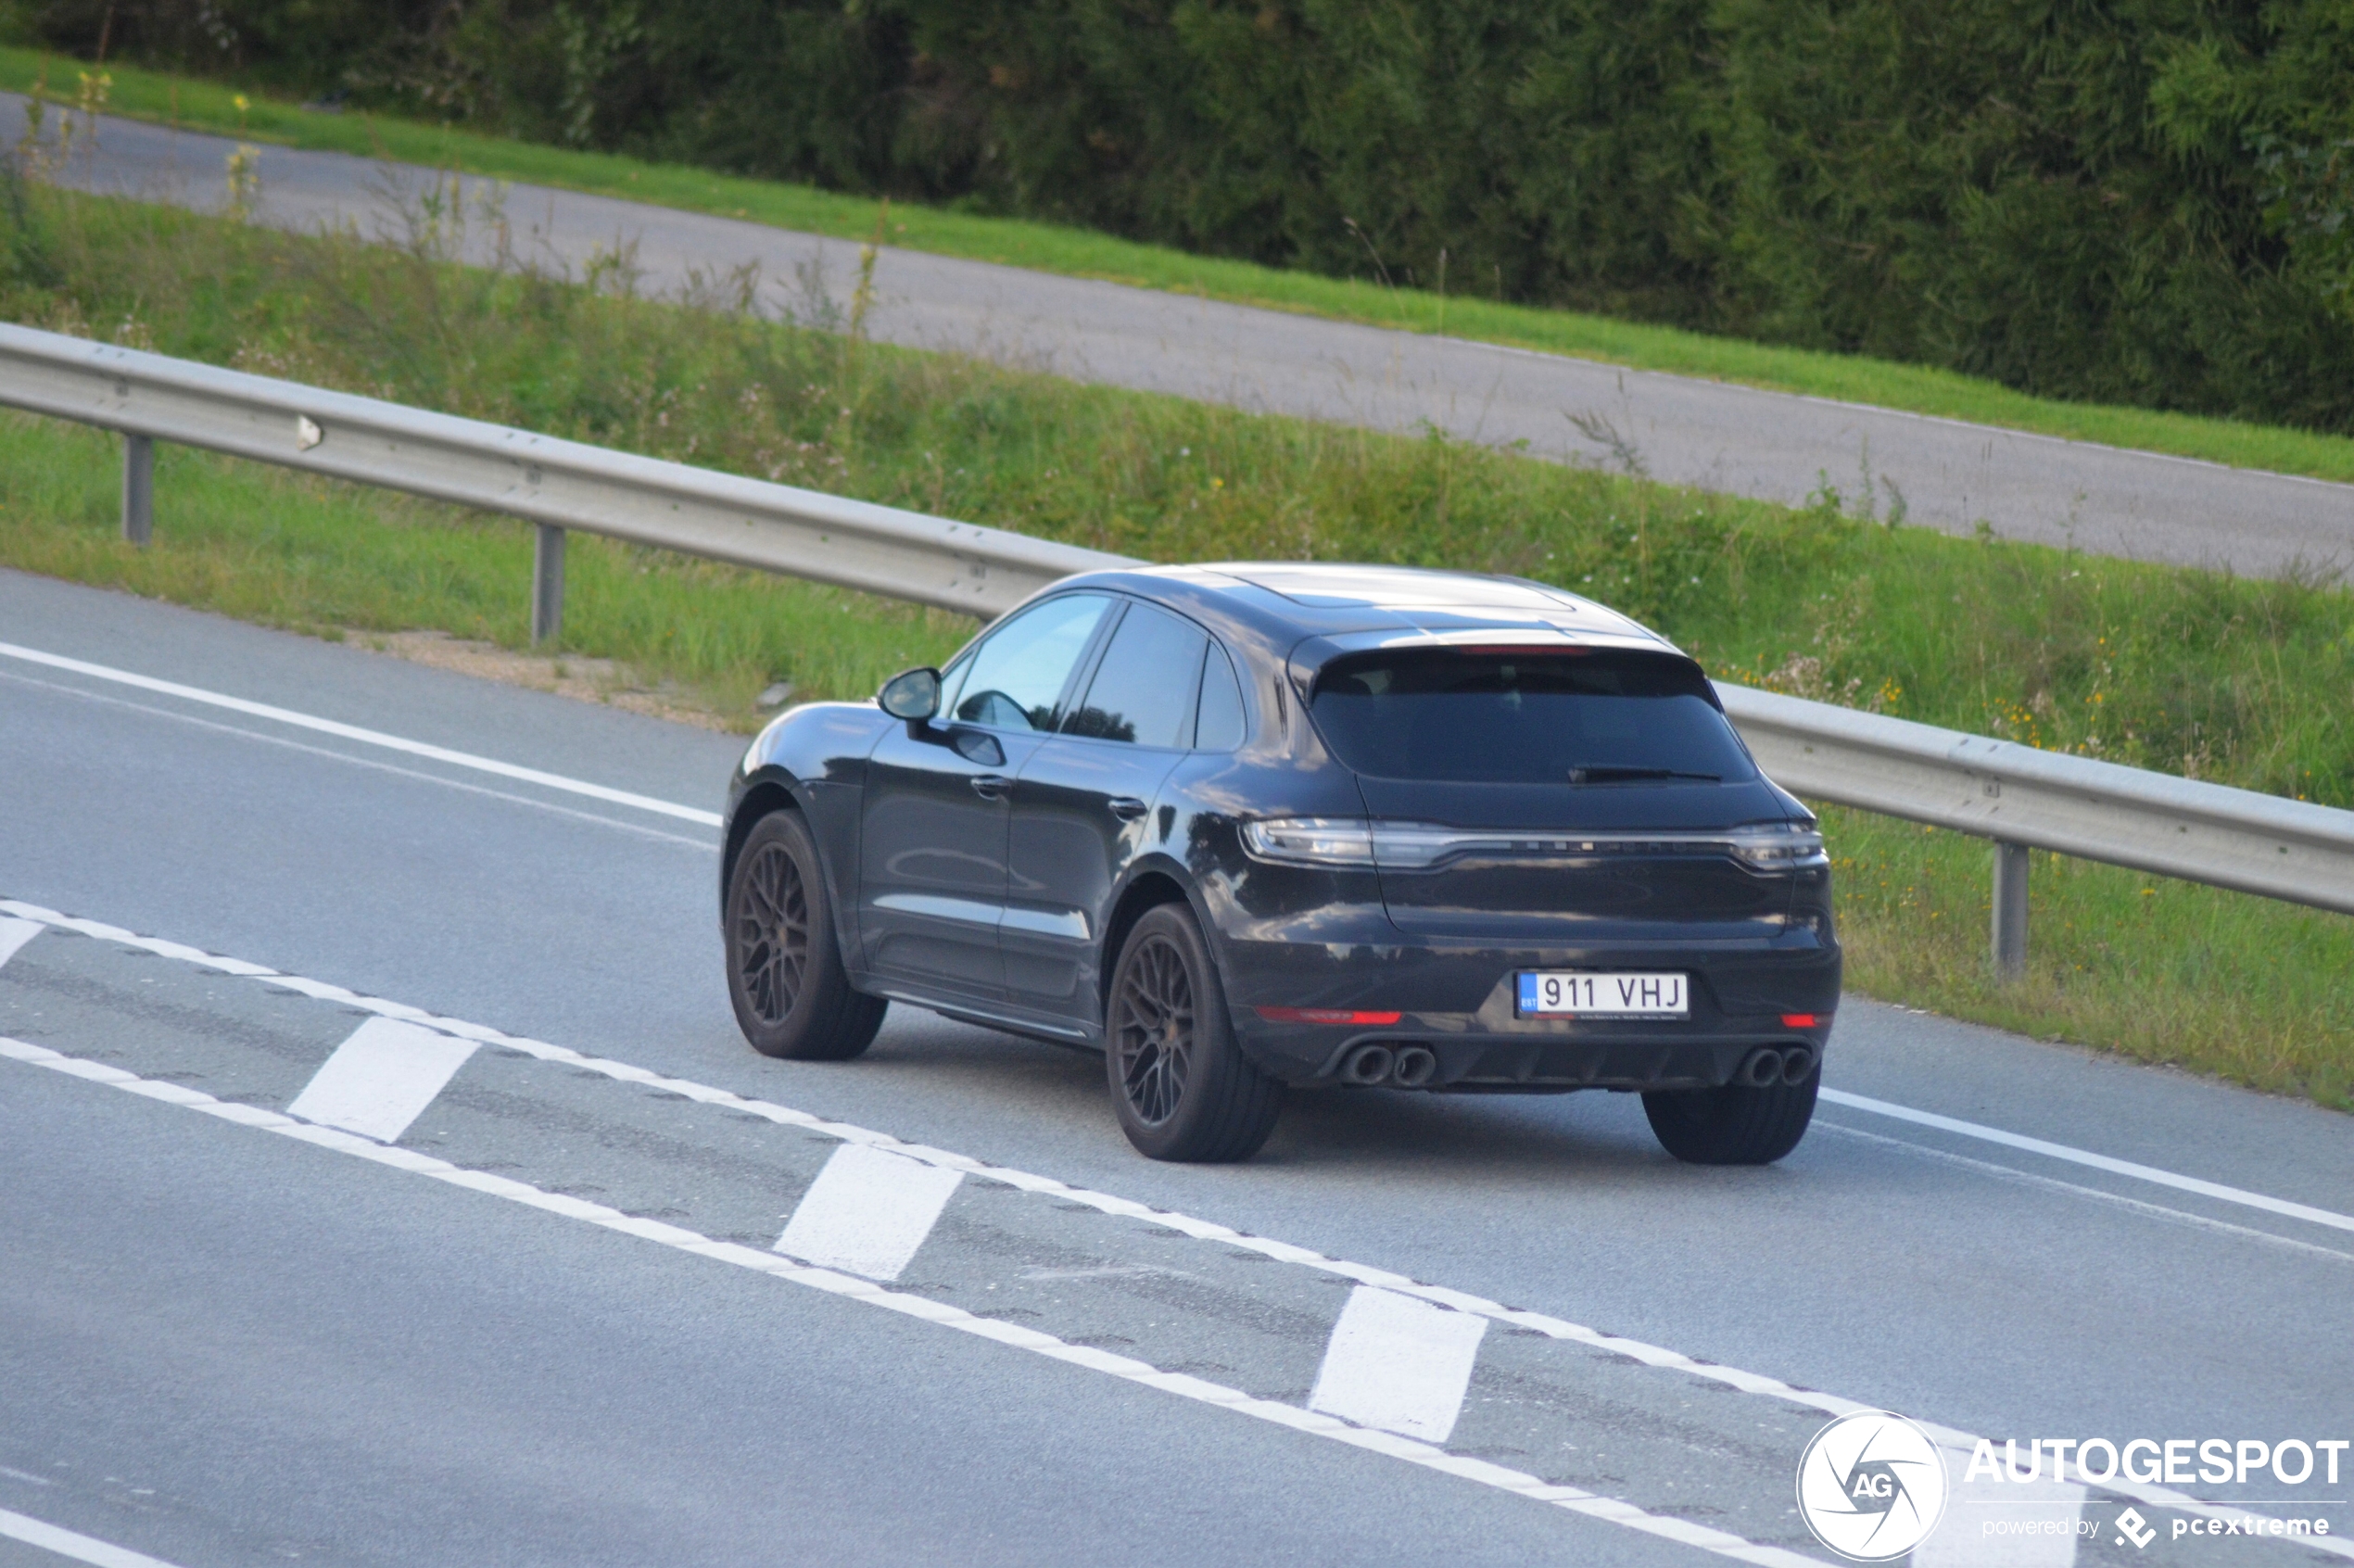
<box><xmin>1796</xmin><ymin>1410</ymin><xmax>1950</xmax><ymax>1562</ymax></box>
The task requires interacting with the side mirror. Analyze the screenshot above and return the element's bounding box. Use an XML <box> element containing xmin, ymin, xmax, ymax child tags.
<box><xmin>878</xmin><ymin>666</ymin><xmax>942</xmax><ymax>722</ymax></box>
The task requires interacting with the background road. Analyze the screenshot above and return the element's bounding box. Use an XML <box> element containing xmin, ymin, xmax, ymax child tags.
<box><xmin>15</xmin><ymin>97</ymin><xmax>2354</xmax><ymax>581</ymax></box>
<box><xmin>4</xmin><ymin>566</ymin><xmax>2349</xmax><ymax>1566</ymax></box>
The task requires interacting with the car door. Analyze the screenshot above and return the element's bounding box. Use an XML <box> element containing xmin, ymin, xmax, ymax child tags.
<box><xmin>1002</xmin><ymin>600</ymin><xmax>1209</xmax><ymax>1023</ymax></box>
<box><xmin>857</xmin><ymin>592</ymin><xmax>1115</xmax><ymax>1002</ymax></box>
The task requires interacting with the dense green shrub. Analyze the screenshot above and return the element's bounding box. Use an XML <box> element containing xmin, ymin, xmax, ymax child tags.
<box><xmin>9</xmin><ymin>0</ymin><xmax>2354</xmax><ymax>430</ymax></box>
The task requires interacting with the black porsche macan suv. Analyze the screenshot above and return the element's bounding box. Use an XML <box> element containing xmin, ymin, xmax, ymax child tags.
<box><xmin>721</xmin><ymin>563</ymin><xmax>1839</xmax><ymax>1165</ymax></box>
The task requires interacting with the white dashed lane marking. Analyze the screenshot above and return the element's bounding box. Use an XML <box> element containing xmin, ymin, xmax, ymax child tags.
<box><xmin>286</xmin><ymin>1017</ymin><xmax>481</xmax><ymax>1144</ymax></box>
<box><xmin>0</xmin><ymin>915</ymin><xmax>41</xmax><ymax>968</ymax></box>
<box><xmin>0</xmin><ymin>1505</ymin><xmax>190</xmax><ymax>1568</ymax></box>
<box><xmin>1309</xmin><ymin>1285</ymin><xmax>1490</xmax><ymax>1443</ymax></box>
<box><xmin>4</xmin><ymin>896</ymin><xmax>2345</xmax><ymax>1563</ymax></box>
<box><xmin>776</xmin><ymin>1142</ymin><xmax>967</xmax><ymax>1282</ymax></box>
<box><xmin>0</xmin><ymin>1032</ymin><xmax>1826</xmax><ymax>1568</ymax></box>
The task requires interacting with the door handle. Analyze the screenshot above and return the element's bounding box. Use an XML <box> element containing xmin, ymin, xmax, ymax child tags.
<box><xmin>1107</xmin><ymin>796</ymin><xmax>1149</xmax><ymax>821</ymax></box>
<box><xmin>970</xmin><ymin>774</ymin><xmax>1013</xmax><ymax>801</ymax></box>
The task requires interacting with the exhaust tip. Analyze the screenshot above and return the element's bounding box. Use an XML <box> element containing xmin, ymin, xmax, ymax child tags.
<box><xmin>1739</xmin><ymin>1048</ymin><xmax>1783</xmax><ymax>1088</ymax></box>
<box><xmin>1391</xmin><ymin>1045</ymin><xmax>1438</xmax><ymax>1089</ymax></box>
<box><xmin>1779</xmin><ymin>1045</ymin><xmax>1816</xmax><ymax>1085</ymax></box>
<box><xmin>1341</xmin><ymin>1043</ymin><xmax>1396</xmax><ymax>1085</ymax></box>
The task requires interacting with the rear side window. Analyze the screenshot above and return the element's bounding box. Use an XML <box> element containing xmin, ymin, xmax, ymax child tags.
<box><xmin>1309</xmin><ymin>649</ymin><xmax>1755</xmax><ymax>785</ymax></box>
<box><xmin>1065</xmin><ymin>603</ymin><xmax>1209</xmax><ymax>748</ymax></box>
<box><xmin>1194</xmin><ymin>643</ymin><xmax>1247</xmax><ymax>751</ymax></box>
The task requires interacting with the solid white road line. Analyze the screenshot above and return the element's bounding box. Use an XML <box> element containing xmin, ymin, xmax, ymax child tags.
<box><xmin>1919</xmin><ymin>1470</ymin><xmax>2087</xmax><ymax>1568</ymax></box>
<box><xmin>0</xmin><ymin>914</ymin><xmax>40</xmax><ymax>968</ymax></box>
<box><xmin>1816</xmin><ymin>1122</ymin><xmax>2354</xmax><ymax>1265</ymax></box>
<box><xmin>0</xmin><ymin>1034</ymin><xmax>1824</xmax><ymax>1568</ymax></box>
<box><xmin>0</xmin><ymin>1506</ymin><xmax>190</xmax><ymax>1568</ymax></box>
<box><xmin>286</xmin><ymin>1018</ymin><xmax>480</xmax><ymax>1144</ymax></box>
<box><xmin>776</xmin><ymin>1143</ymin><xmax>966</xmax><ymax>1282</ymax></box>
<box><xmin>6</xmin><ymin>897</ymin><xmax>2347</xmax><ymax>1559</ymax></box>
<box><xmin>1309</xmin><ymin>1286</ymin><xmax>1490</xmax><ymax>1444</ymax></box>
<box><xmin>0</xmin><ymin>667</ymin><xmax>717</xmax><ymax>851</ymax></box>
<box><xmin>0</xmin><ymin>640</ymin><xmax>725</xmax><ymax>827</ymax></box>
<box><xmin>1820</xmin><ymin>1089</ymin><xmax>2354</xmax><ymax>1236</ymax></box>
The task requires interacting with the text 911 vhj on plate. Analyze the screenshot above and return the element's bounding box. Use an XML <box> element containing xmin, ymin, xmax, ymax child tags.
<box><xmin>1516</xmin><ymin>971</ymin><xmax>1690</xmax><ymax>1018</ymax></box>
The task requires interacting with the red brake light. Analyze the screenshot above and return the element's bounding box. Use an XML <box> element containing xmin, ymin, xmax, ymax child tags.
<box><xmin>1780</xmin><ymin>1014</ymin><xmax>1821</xmax><ymax>1029</ymax></box>
<box><xmin>1255</xmin><ymin>1006</ymin><xmax>1403</xmax><ymax>1026</ymax></box>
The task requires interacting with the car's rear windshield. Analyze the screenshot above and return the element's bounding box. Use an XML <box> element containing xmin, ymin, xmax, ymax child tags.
<box><xmin>1309</xmin><ymin>648</ymin><xmax>1756</xmax><ymax>785</ymax></box>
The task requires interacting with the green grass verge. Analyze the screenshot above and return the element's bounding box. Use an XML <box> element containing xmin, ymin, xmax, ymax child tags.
<box><xmin>12</xmin><ymin>46</ymin><xmax>2354</xmax><ymax>487</ymax></box>
<box><xmin>2</xmin><ymin>178</ymin><xmax>2348</xmax><ymax>1111</ymax></box>
<box><xmin>1825</xmin><ymin>809</ymin><xmax>2354</xmax><ymax>1112</ymax></box>
<box><xmin>0</xmin><ymin>416</ymin><xmax>968</xmax><ymax>714</ymax></box>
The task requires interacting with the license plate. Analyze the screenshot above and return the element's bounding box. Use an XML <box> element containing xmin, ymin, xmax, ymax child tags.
<box><xmin>1516</xmin><ymin>971</ymin><xmax>1689</xmax><ymax>1018</ymax></box>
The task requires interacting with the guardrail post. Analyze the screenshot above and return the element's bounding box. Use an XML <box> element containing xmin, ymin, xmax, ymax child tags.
<box><xmin>121</xmin><ymin>433</ymin><xmax>154</xmax><ymax>546</ymax></box>
<box><xmin>1992</xmin><ymin>841</ymin><xmax>2029</xmax><ymax>980</ymax></box>
<box><xmin>530</xmin><ymin>524</ymin><xmax>564</xmax><ymax>645</ymax></box>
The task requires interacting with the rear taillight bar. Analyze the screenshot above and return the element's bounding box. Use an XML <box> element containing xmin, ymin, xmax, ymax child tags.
<box><xmin>1241</xmin><ymin>817</ymin><xmax>1828</xmax><ymax>872</ymax></box>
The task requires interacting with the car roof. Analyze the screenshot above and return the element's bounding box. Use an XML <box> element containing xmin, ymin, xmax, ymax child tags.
<box><xmin>1048</xmin><ymin>562</ymin><xmax>1681</xmax><ymax>658</ymax></box>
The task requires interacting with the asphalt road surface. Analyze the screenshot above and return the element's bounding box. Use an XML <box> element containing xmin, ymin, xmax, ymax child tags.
<box><xmin>14</xmin><ymin>96</ymin><xmax>2354</xmax><ymax>581</ymax></box>
<box><xmin>3</xmin><ymin>564</ymin><xmax>2349</xmax><ymax>1567</ymax></box>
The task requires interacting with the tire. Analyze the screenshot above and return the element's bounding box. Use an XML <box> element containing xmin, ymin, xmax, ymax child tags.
<box><xmin>1642</xmin><ymin>1064</ymin><xmax>1819</xmax><ymax>1166</ymax></box>
<box><xmin>725</xmin><ymin>809</ymin><xmax>886</xmax><ymax>1061</ymax></box>
<box><xmin>1105</xmin><ymin>904</ymin><xmax>1284</xmax><ymax>1162</ymax></box>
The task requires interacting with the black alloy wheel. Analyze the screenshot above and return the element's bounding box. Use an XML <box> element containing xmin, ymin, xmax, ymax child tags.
<box><xmin>1106</xmin><ymin>904</ymin><xmax>1282</xmax><ymax>1161</ymax></box>
<box><xmin>1114</xmin><ymin>932</ymin><xmax>1194</xmax><ymax>1126</ymax></box>
<box><xmin>725</xmin><ymin>810</ymin><xmax>887</xmax><ymax>1061</ymax></box>
<box><xmin>737</xmin><ymin>839</ymin><xmax>808</xmax><ymax>1027</ymax></box>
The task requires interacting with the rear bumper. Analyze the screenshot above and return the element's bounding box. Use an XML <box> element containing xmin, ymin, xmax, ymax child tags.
<box><xmin>1220</xmin><ymin>933</ymin><xmax>1841</xmax><ymax>1091</ymax></box>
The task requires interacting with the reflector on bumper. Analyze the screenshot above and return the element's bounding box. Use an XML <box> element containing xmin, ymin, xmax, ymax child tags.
<box><xmin>1254</xmin><ymin>1006</ymin><xmax>1403</xmax><ymax>1026</ymax></box>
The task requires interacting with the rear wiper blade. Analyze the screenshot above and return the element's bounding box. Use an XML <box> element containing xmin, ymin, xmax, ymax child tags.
<box><xmin>1566</xmin><ymin>766</ymin><xmax>1722</xmax><ymax>784</ymax></box>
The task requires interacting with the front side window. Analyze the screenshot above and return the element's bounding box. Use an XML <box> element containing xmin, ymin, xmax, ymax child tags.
<box><xmin>940</xmin><ymin>594</ymin><xmax>1112</xmax><ymax>732</ymax></box>
<box><xmin>1064</xmin><ymin>602</ymin><xmax>1209</xmax><ymax>748</ymax></box>
<box><xmin>1309</xmin><ymin>648</ymin><xmax>1756</xmax><ymax>784</ymax></box>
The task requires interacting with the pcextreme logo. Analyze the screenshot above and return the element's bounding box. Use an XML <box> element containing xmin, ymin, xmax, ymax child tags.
<box><xmin>1795</xmin><ymin>1410</ymin><xmax>1950</xmax><ymax>1562</ymax></box>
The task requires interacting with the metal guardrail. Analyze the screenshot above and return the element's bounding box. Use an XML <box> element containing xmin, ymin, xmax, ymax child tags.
<box><xmin>3</xmin><ymin>321</ymin><xmax>2348</xmax><ymax>977</ymax></box>
<box><xmin>1717</xmin><ymin>685</ymin><xmax>2354</xmax><ymax>973</ymax></box>
<box><xmin>0</xmin><ymin>323</ymin><xmax>1131</xmax><ymax>626</ymax></box>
